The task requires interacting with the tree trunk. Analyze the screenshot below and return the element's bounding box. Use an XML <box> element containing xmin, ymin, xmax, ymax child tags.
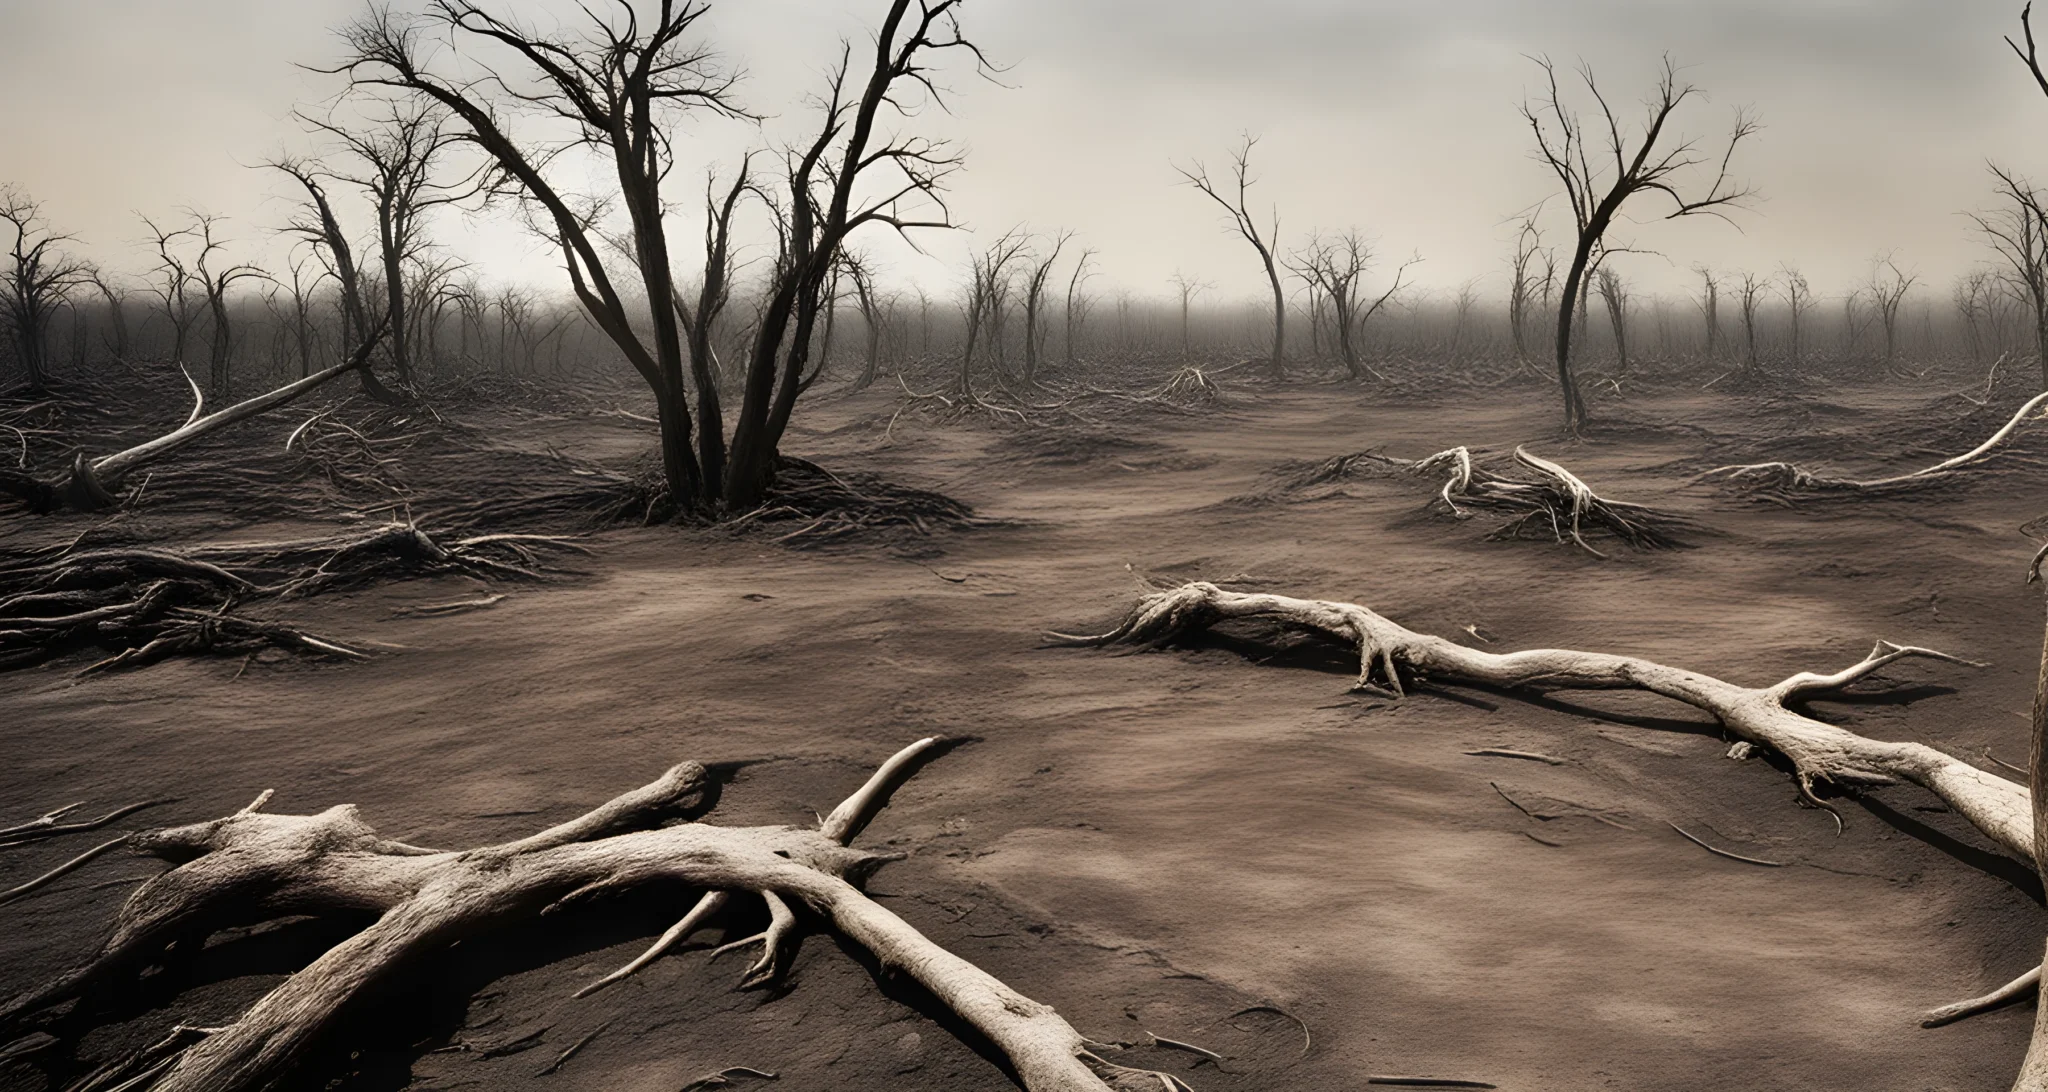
<box><xmin>1553</xmin><ymin>240</ymin><xmax>1596</xmax><ymax>432</ymax></box>
<box><xmin>1264</xmin><ymin>255</ymin><xmax>1286</xmax><ymax>377</ymax></box>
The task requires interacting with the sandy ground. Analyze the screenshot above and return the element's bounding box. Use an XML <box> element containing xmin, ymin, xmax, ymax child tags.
<box><xmin>5</xmin><ymin>377</ymin><xmax>2048</xmax><ymax>1091</ymax></box>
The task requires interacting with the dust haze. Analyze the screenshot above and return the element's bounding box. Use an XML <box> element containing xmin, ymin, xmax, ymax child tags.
<box><xmin>6</xmin><ymin>3</ymin><xmax>2048</xmax><ymax>1092</ymax></box>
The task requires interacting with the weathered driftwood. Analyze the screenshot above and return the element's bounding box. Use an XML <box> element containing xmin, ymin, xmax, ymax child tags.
<box><xmin>1056</xmin><ymin>579</ymin><xmax>2047</xmax><ymax>1046</ymax></box>
<box><xmin>0</xmin><ymin>740</ymin><xmax>1184</xmax><ymax>1092</ymax></box>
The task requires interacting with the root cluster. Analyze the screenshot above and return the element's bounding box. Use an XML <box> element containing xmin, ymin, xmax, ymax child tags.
<box><xmin>734</xmin><ymin>456</ymin><xmax>979</xmax><ymax>547</ymax></box>
<box><xmin>0</xmin><ymin>522</ymin><xmax>583</xmax><ymax>672</ymax></box>
<box><xmin>1280</xmin><ymin>444</ymin><xmax>1692</xmax><ymax>556</ymax></box>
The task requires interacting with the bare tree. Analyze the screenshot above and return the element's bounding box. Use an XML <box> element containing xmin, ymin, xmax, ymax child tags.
<box><xmin>1507</xmin><ymin>216</ymin><xmax>1545</xmax><ymax>362</ymax></box>
<box><xmin>1166</xmin><ymin>269</ymin><xmax>1210</xmax><ymax>361</ymax></box>
<box><xmin>1062</xmin><ymin>246</ymin><xmax>1096</xmax><ymax>366</ymax></box>
<box><xmin>0</xmin><ymin>188</ymin><xmax>92</xmax><ymax>391</ymax></box>
<box><xmin>1595</xmin><ymin>266</ymin><xmax>1631</xmax><ymax>376</ymax></box>
<box><xmin>175</xmin><ymin>214</ymin><xmax>270</xmax><ymax>401</ymax></box>
<box><xmin>1974</xmin><ymin>165</ymin><xmax>2048</xmax><ymax>383</ymax></box>
<box><xmin>300</xmin><ymin>100</ymin><xmax>473</xmax><ymax>386</ymax></box>
<box><xmin>958</xmin><ymin>228</ymin><xmax>1030</xmax><ymax>392</ymax></box>
<box><xmin>1020</xmin><ymin>229</ymin><xmax>1071</xmax><ymax>384</ymax></box>
<box><xmin>1288</xmin><ymin>232</ymin><xmax>1416</xmax><ymax>380</ymax></box>
<box><xmin>268</xmin><ymin>156</ymin><xmax>404</xmax><ymax>401</ymax></box>
<box><xmin>1693</xmin><ymin>264</ymin><xmax>1720</xmax><ymax>360</ymax></box>
<box><xmin>89</xmin><ymin>272</ymin><xmax>131</xmax><ymax>362</ymax></box>
<box><xmin>1176</xmin><ymin>134</ymin><xmax>1287</xmax><ymax>375</ymax></box>
<box><xmin>1956</xmin><ymin>270</ymin><xmax>1993</xmax><ymax>363</ymax></box>
<box><xmin>336</xmin><ymin>0</ymin><xmax>982</xmax><ymax>511</ymax></box>
<box><xmin>1867</xmin><ymin>254</ymin><xmax>1917</xmax><ymax>368</ymax></box>
<box><xmin>1736</xmin><ymin>270</ymin><xmax>1764</xmax><ymax>371</ymax></box>
<box><xmin>1521</xmin><ymin>55</ymin><xmax>1757</xmax><ymax>431</ymax></box>
<box><xmin>140</xmin><ymin>216</ymin><xmax>201</xmax><ymax>365</ymax></box>
<box><xmin>1779</xmin><ymin>265</ymin><xmax>1813</xmax><ymax>367</ymax></box>
<box><xmin>841</xmin><ymin>250</ymin><xmax>885</xmax><ymax>391</ymax></box>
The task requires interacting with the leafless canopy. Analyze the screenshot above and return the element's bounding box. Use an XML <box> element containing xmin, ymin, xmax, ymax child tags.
<box><xmin>0</xmin><ymin>187</ymin><xmax>94</xmax><ymax>391</ymax></box>
<box><xmin>1175</xmin><ymin>134</ymin><xmax>1288</xmax><ymax>376</ymax></box>
<box><xmin>1522</xmin><ymin>54</ymin><xmax>1756</xmax><ymax>430</ymax></box>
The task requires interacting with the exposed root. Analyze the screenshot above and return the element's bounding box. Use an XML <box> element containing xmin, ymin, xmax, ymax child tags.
<box><xmin>0</xmin><ymin>523</ymin><xmax>581</xmax><ymax>672</ymax></box>
<box><xmin>1665</xmin><ymin>822</ymin><xmax>1784</xmax><ymax>867</ymax></box>
<box><xmin>731</xmin><ymin>456</ymin><xmax>979</xmax><ymax>548</ymax></box>
<box><xmin>1276</xmin><ymin>445</ymin><xmax>1692</xmax><ymax>555</ymax></box>
<box><xmin>679</xmin><ymin>1065</ymin><xmax>779</xmax><ymax>1090</ymax></box>
<box><xmin>1697</xmin><ymin>389</ymin><xmax>2048</xmax><ymax>498</ymax></box>
<box><xmin>1</xmin><ymin>740</ymin><xmax>1169</xmax><ymax>1092</ymax></box>
<box><xmin>1925</xmin><ymin>966</ymin><xmax>2039</xmax><ymax>1028</ymax></box>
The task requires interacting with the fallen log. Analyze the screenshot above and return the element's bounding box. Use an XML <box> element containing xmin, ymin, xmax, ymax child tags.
<box><xmin>1055</xmin><ymin>578</ymin><xmax>2048</xmax><ymax>1052</ymax></box>
<box><xmin>0</xmin><ymin>740</ymin><xmax>1184</xmax><ymax>1092</ymax></box>
<box><xmin>0</xmin><ymin>320</ymin><xmax>388</xmax><ymax>513</ymax></box>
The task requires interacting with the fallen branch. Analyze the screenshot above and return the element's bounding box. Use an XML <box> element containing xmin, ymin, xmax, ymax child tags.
<box><xmin>1697</xmin><ymin>389</ymin><xmax>2048</xmax><ymax>497</ymax></box>
<box><xmin>0</xmin><ymin>320</ymin><xmax>388</xmax><ymax>513</ymax></box>
<box><xmin>1057</xmin><ymin>579</ymin><xmax>2048</xmax><ymax>1046</ymax></box>
<box><xmin>0</xmin><ymin>741</ymin><xmax>1183</xmax><ymax>1092</ymax></box>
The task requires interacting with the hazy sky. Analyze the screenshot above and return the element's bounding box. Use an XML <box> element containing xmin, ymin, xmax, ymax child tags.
<box><xmin>2</xmin><ymin>0</ymin><xmax>2044</xmax><ymax>306</ymax></box>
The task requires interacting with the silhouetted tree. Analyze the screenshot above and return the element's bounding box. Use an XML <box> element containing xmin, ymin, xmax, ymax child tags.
<box><xmin>1176</xmin><ymin>134</ymin><xmax>1287</xmax><ymax>376</ymax></box>
<box><xmin>1521</xmin><ymin>55</ymin><xmax>1756</xmax><ymax>431</ymax></box>
<box><xmin>0</xmin><ymin>188</ymin><xmax>92</xmax><ymax>391</ymax></box>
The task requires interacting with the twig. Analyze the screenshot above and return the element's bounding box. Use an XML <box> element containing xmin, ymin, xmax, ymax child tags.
<box><xmin>1463</xmin><ymin>749</ymin><xmax>1565</xmax><ymax>766</ymax></box>
<box><xmin>1666</xmin><ymin>821</ymin><xmax>1783</xmax><ymax>867</ymax></box>
<box><xmin>536</xmin><ymin>1021</ymin><xmax>607</xmax><ymax>1076</ymax></box>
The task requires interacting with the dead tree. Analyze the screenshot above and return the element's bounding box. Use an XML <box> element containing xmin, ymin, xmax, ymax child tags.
<box><xmin>1021</xmin><ymin>229</ymin><xmax>1071</xmax><ymax>385</ymax></box>
<box><xmin>957</xmin><ymin>229</ymin><xmax>1030</xmax><ymax>395</ymax></box>
<box><xmin>301</xmin><ymin>100</ymin><xmax>472</xmax><ymax>386</ymax></box>
<box><xmin>1176</xmin><ymin>134</ymin><xmax>1287</xmax><ymax>376</ymax></box>
<box><xmin>88</xmin><ymin>273</ymin><xmax>130</xmax><ymax>362</ymax></box>
<box><xmin>1166</xmin><ymin>269</ymin><xmax>1210</xmax><ymax>362</ymax></box>
<box><xmin>181</xmin><ymin>214</ymin><xmax>269</xmax><ymax>402</ymax></box>
<box><xmin>1289</xmin><ymin>232</ymin><xmax>1417</xmax><ymax>380</ymax></box>
<box><xmin>269</xmin><ymin>156</ymin><xmax>401</xmax><ymax>402</ymax></box>
<box><xmin>1063</xmin><ymin>247</ymin><xmax>1097</xmax><ymax>366</ymax></box>
<box><xmin>1508</xmin><ymin>216</ymin><xmax>1545</xmax><ymax>362</ymax></box>
<box><xmin>0</xmin><ymin>740</ymin><xmax>1186</xmax><ymax>1092</ymax></box>
<box><xmin>842</xmin><ymin>250</ymin><xmax>886</xmax><ymax>391</ymax></box>
<box><xmin>1595</xmin><ymin>266</ymin><xmax>1631</xmax><ymax>376</ymax></box>
<box><xmin>1694</xmin><ymin>264</ymin><xmax>1720</xmax><ymax>360</ymax></box>
<box><xmin>1522</xmin><ymin>55</ymin><xmax>1756</xmax><ymax>432</ymax></box>
<box><xmin>1780</xmin><ymin>265</ymin><xmax>1813</xmax><ymax>366</ymax></box>
<box><xmin>1059</xmin><ymin>580</ymin><xmax>2048</xmax><ymax>1081</ymax></box>
<box><xmin>1959</xmin><ymin>270</ymin><xmax>1994</xmax><ymax>363</ymax></box>
<box><xmin>140</xmin><ymin>217</ymin><xmax>201</xmax><ymax>366</ymax></box>
<box><xmin>1870</xmin><ymin>255</ymin><xmax>1917</xmax><ymax>368</ymax></box>
<box><xmin>1974</xmin><ymin>166</ymin><xmax>2048</xmax><ymax>384</ymax></box>
<box><xmin>1736</xmin><ymin>271</ymin><xmax>1764</xmax><ymax>372</ymax></box>
<box><xmin>0</xmin><ymin>320</ymin><xmax>388</xmax><ymax>512</ymax></box>
<box><xmin>337</xmin><ymin>0</ymin><xmax>981</xmax><ymax>513</ymax></box>
<box><xmin>278</xmin><ymin>251</ymin><xmax>331</xmax><ymax>378</ymax></box>
<box><xmin>0</xmin><ymin>188</ymin><xmax>92</xmax><ymax>392</ymax></box>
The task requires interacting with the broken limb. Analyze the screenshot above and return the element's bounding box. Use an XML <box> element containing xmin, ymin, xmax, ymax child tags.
<box><xmin>1697</xmin><ymin>389</ymin><xmax>2048</xmax><ymax>497</ymax></box>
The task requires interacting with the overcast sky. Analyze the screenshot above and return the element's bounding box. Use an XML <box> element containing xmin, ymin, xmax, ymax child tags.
<box><xmin>2</xmin><ymin>0</ymin><xmax>2043</xmax><ymax>305</ymax></box>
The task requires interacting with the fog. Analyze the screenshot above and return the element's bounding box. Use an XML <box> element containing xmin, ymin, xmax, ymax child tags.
<box><xmin>3</xmin><ymin>0</ymin><xmax>2044</xmax><ymax>303</ymax></box>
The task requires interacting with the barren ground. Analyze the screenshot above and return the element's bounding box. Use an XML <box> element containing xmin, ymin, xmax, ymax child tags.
<box><xmin>6</xmin><ymin>375</ymin><xmax>2047</xmax><ymax>1091</ymax></box>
